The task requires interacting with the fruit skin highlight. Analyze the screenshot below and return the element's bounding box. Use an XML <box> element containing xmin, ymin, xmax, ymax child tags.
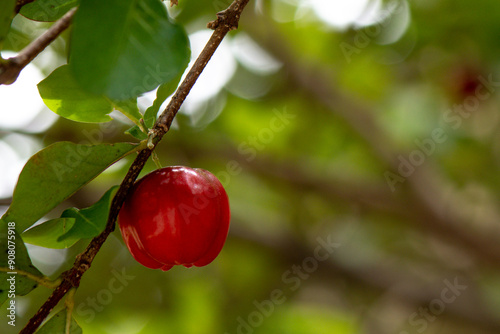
<box><xmin>118</xmin><ymin>166</ymin><xmax>230</xmax><ymax>271</ymax></box>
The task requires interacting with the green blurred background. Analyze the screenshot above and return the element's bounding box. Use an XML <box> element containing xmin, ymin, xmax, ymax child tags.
<box><xmin>1</xmin><ymin>0</ymin><xmax>500</xmax><ymax>333</ymax></box>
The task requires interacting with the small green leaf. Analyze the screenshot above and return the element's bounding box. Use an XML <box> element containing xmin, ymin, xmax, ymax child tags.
<box><xmin>70</xmin><ymin>0</ymin><xmax>190</xmax><ymax>100</ymax></box>
<box><xmin>2</xmin><ymin>142</ymin><xmax>137</xmax><ymax>232</ymax></box>
<box><xmin>124</xmin><ymin>71</ymin><xmax>183</xmax><ymax>139</ymax></box>
<box><xmin>38</xmin><ymin>65</ymin><xmax>114</xmax><ymax>123</ymax></box>
<box><xmin>22</xmin><ymin>218</ymin><xmax>78</xmax><ymax>249</ymax></box>
<box><xmin>36</xmin><ymin>308</ymin><xmax>82</xmax><ymax>334</ymax></box>
<box><xmin>0</xmin><ymin>220</ymin><xmax>44</xmax><ymax>306</ymax></box>
<box><xmin>143</xmin><ymin>71</ymin><xmax>183</xmax><ymax>128</ymax></box>
<box><xmin>20</xmin><ymin>0</ymin><xmax>79</xmax><ymax>22</ymax></box>
<box><xmin>59</xmin><ymin>186</ymin><xmax>119</xmax><ymax>241</ymax></box>
<box><xmin>0</xmin><ymin>0</ymin><xmax>16</xmax><ymax>49</ymax></box>
<box><xmin>155</xmin><ymin>71</ymin><xmax>184</xmax><ymax>103</ymax></box>
<box><xmin>112</xmin><ymin>99</ymin><xmax>144</xmax><ymax>126</ymax></box>
<box><xmin>143</xmin><ymin>106</ymin><xmax>157</xmax><ymax>129</ymax></box>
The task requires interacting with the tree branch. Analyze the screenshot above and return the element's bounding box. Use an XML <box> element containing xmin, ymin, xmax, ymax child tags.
<box><xmin>245</xmin><ymin>14</ymin><xmax>500</xmax><ymax>268</ymax></box>
<box><xmin>19</xmin><ymin>0</ymin><xmax>251</xmax><ymax>333</ymax></box>
<box><xmin>0</xmin><ymin>7</ymin><xmax>77</xmax><ymax>85</ymax></box>
<box><xmin>230</xmin><ymin>224</ymin><xmax>500</xmax><ymax>333</ymax></box>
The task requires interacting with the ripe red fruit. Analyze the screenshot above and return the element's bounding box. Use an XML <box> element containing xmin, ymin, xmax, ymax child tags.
<box><xmin>118</xmin><ymin>166</ymin><xmax>230</xmax><ymax>271</ymax></box>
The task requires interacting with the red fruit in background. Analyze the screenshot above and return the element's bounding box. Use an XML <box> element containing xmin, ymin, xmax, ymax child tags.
<box><xmin>118</xmin><ymin>166</ymin><xmax>230</xmax><ymax>271</ymax></box>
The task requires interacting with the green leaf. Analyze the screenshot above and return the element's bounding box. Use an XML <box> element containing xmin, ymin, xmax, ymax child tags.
<box><xmin>20</xmin><ymin>0</ymin><xmax>79</xmax><ymax>22</ymax></box>
<box><xmin>59</xmin><ymin>186</ymin><xmax>119</xmax><ymax>241</ymax></box>
<box><xmin>36</xmin><ymin>308</ymin><xmax>82</xmax><ymax>334</ymax></box>
<box><xmin>0</xmin><ymin>220</ymin><xmax>44</xmax><ymax>306</ymax></box>
<box><xmin>125</xmin><ymin>72</ymin><xmax>182</xmax><ymax>139</ymax></box>
<box><xmin>22</xmin><ymin>186</ymin><xmax>119</xmax><ymax>249</ymax></box>
<box><xmin>2</xmin><ymin>142</ymin><xmax>138</xmax><ymax>232</ymax></box>
<box><xmin>125</xmin><ymin>125</ymin><xmax>148</xmax><ymax>140</ymax></box>
<box><xmin>155</xmin><ymin>70</ymin><xmax>184</xmax><ymax>102</ymax></box>
<box><xmin>38</xmin><ymin>65</ymin><xmax>114</xmax><ymax>123</ymax></box>
<box><xmin>144</xmin><ymin>71</ymin><xmax>183</xmax><ymax>127</ymax></box>
<box><xmin>112</xmin><ymin>98</ymin><xmax>143</xmax><ymax>125</ymax></box>
<box><xmin>0</xmin><ymin>0</ymin><xmax>16</xmax><ymax>50</ymax></box>
<box><xmin>22</xmin><ymin>218</ymin><xmax>78</xmax><ymax>249</ymax></box>
<box><xmin>143</xmin><ymin>105</ymin><xmax>158</xmax><ymax>129</ymax></box>
<box><xmin>70</xmin><ymin>0</ymin><xmax>190</xmax><ymax>100</ymax></box>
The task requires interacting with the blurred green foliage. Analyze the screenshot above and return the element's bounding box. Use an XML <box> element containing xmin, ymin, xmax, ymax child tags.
<box><xmin>1</xmin><ymin>0</ymin><xmax>500</xmax><ymax>333</ymax></box>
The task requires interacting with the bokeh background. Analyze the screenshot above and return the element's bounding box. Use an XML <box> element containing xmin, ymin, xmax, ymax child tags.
<box><xmin>1</xmin><ymin>0</ymin><xmax>500</xmax><ymax>333</ymax></box>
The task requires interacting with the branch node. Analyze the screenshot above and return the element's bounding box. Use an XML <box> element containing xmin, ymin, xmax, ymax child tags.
<box><xmin>0</xmin><ymin>58</ymin><xmax>22</xmax><ymax>85</ymax></box>
<box><xmin>147</xmin><ymin>130</ymin><xmax>156</xmax><ymax>150</ymax></box>
<box><xmin>207</xmin><ymin>9</ymin><xmax>240</xmax><ymax>30</ymax></box>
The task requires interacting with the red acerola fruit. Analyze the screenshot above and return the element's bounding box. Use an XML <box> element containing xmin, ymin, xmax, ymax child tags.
<box><xmin>118</xmin><ymin>166</ymin><xmax>230</xmax><ymax>271</ymax></box>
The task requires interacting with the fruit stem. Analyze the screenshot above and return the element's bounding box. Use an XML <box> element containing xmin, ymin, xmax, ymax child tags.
<box><xmin>65</xmin><ymin>288</ymin><xmax>77</xmax><ymax>333</ymax></box>
<box><xmin>152</xmin><ymin>151</ymin><xmax>162</xmax><ymax>168</ymax></box>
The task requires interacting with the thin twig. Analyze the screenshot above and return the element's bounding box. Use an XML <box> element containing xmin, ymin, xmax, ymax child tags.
<box><xmin>0</xmin><ymin>7</ymin><xmax>77</xmax><ymax>85</ymax></box>
<box><xmin>19</xmin><ymin>0</ymin><xmax>250</xmax><ymax>333</ymax></box>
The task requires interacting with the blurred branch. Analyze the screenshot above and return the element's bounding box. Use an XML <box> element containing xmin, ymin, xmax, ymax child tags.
<box><xmin>0</xmin><ymin>7</ymin><xmax>77</xmax><ymax>85</ymax></box>
<box><xmin>230</xmin><ymin>223</ymin><xmax>500</xmax><ymax>333</ymax></box>
<box><xmin>180</xmin><ymin>141</ymin><xmax>500</xmax><ymax>271</ymax></box>
<box><xmin>244</xmin><ymin>12</ymin><xmax>500</xmax><ymax>268</ymax></box>
<box><xmin>19</xmin><ymin>1</ymin><xmax>251</xmax><ymax>333</ymax></box>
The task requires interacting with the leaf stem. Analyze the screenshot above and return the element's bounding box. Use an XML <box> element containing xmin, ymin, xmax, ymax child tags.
<box><xmin>0</xmin><ymin>267</ymin><xmax>61</xmax><ymax>289</ymax></box>
<box><xmin>152</xmin><ymin>151</ymin><xmax>162</xmax><ymax>169</ymax></box>
<box><xmin>116</xmin><ymin>108</ymin><xmax>147</xmax><ymax>133</ymax></box>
